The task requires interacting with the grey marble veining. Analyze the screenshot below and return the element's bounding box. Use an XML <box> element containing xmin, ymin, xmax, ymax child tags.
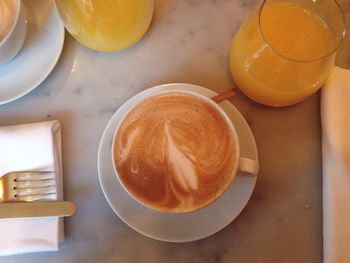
<box><xmin>0</xmin><ymin>0</ymin><xmax>350</xmax><ymax>262</ymax></box>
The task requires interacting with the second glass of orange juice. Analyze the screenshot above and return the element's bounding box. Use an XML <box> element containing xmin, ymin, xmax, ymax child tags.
<box><xmin>230</xmin><ymin>0</ymin><xmax>345</xmax><ymax>106</ymax></box>
<box><xmin>55</xmin><ymin>0</ymin><xmax>154</xmax><ymax>52</ymax></box>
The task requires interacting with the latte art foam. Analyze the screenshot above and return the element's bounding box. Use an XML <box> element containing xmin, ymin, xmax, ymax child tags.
<box><xmin>0</xmin><ymin>0</ymin><xmax>16</xmax><ymax>42</ymax></box>
<box><xmin>114</xmin><ymin>93</ymin><xmax>236</xmax><ymax>212</ymax></box>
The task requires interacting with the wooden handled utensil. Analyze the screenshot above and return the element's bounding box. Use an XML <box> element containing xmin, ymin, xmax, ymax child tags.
<box><xmin>0</xmin><ymin>201</ymin><xmax>76</xmax><ymax>219</ymax></box>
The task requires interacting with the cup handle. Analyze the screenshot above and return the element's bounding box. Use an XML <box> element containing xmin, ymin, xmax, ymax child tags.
<box><xmin>238</xmin><ymin>157</ymin><xmax>259</xmax><ymax>176</ymax></box>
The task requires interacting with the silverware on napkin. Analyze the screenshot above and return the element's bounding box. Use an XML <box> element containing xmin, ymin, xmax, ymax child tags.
<box><xmin>0</xmin><ymin>171</ymin><xmax>76</xmax><ymax>219</ymax></box>
<box><xmin>0</xmin><ymin>171</ymin><xmax>56</xmax><ymax>202</ymax></box>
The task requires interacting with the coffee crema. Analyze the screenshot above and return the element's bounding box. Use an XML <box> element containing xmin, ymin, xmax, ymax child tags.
<box><xmin>113</xmin><ymin>92</ymin><xmax>236</xmax><ymax>212</ymax></box>
<box><xmin>0</xmin><ymin>0</ymin><xmax>16</xmax><ymax>42</ymax></box>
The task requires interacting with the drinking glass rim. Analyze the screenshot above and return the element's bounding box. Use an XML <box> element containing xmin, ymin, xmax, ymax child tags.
<box><xmin>258</xmin><ymin>0</ymin><xmax>347</xmax><ymax>63</ymax></box>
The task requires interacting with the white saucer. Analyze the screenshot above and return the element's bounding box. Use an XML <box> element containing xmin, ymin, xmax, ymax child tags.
<box><xmin>98</xmin><ymin>83</ymin><xmax>259</xmax><ymax>242</ymax></box>
<box><xmin>0</xmin><ymin>0</ymin><xmax>64</xmax><ymax>105</ymax></box>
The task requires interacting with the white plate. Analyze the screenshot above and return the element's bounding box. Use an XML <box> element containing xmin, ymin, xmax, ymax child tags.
<box><xmin>0</xmin><ymin>0</ymin><xmax>64</xmax><ymax>105</ymax></box>
<box><xmin>97</xmin><ymin>83</ymin><xmax>259</xmax><ymax>242</ymax></box>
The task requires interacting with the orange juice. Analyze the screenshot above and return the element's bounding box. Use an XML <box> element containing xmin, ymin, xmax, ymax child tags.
<box><xmin>230</xmin><ymin>2</ymin><xmax>337</xmax><ymax>106</ymax></box>
<box><xmin>55</xmin><ymin>0</ymin><xmax>153</xmax><ymax>52</ymax></box>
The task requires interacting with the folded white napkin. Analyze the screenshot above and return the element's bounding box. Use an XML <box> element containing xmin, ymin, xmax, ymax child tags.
<box><xmin>322</xmin><ymin>67</ymin><xmax>350</xmax><ymax>263</ymax></box>
<box><xmin>0</xmin><ymin>120</ymin><xmax>63</xmax><ymax>256</ymax></box>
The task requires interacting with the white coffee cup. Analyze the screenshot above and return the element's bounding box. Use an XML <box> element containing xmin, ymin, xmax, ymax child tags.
<box><xmin>112</xmin><ymin>89</ymin><xmax>259</xmax><ymax>213</ymax></box>
<box><xmin>0</xmin><ymin>0</ymin><xmax>27</xmax><ymax>66</ymax></box>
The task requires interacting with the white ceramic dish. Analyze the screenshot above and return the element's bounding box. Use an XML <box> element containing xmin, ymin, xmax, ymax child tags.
<box><xmin>0</xmin><ymin>0</ymin><xmax>27</xmax><ymax>66</ymax></box>
<box><xmin>97</xmin><ymin>83</ymin><xmax>259</xmax><ymax>242</ymax></box>
<box><xmin>0</xmin><ymin>0</ymin><xmax>64</xmax><ymax>105</ymax></box>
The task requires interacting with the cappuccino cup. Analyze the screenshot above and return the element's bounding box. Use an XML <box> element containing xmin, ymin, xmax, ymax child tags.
<box><xmin>0</xmin><ymin>0</ymin><xmax>27</xmax><ymax>66</ymax></box>
<box><xmin>112</xmin><ymin>89</ymin><xmax>258</xmax><ymax>213</ymax></box>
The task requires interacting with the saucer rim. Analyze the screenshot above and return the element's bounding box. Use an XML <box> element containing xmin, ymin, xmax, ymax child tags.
<box><xmin>0</xmin><ymin>0</ymin><xmax>65</xmax><ymax>105</ymax></box>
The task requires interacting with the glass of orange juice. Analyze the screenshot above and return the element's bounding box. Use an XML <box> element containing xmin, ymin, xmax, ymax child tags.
<box><xmin>230</xmin><ymin>0</ymin><xmax>345</xmax><ymax>106</ymax></box>
<box><xmin>55</xmin><ymin>0</ymin><xmax>153</xmax><ymax>52</ymax></box>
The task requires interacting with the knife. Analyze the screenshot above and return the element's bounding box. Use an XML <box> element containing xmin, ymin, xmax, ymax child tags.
<box><xmin>0</xmin><ymin>201</ymin><xmax>76</xmax><ymax>219</ymax></box>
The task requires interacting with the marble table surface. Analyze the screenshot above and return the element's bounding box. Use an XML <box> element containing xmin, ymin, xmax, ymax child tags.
<box><xmin>1</xmin><ymin>0</ymin><xmax>350</xmax><ymax>262</ymax></box>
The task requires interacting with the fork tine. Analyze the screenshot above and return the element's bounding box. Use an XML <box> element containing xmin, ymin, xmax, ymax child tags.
<box><xmin>14</xmin><ymin>171</ymin><xmax>55</xmax><ymax>181</ymax></box>
<box><xmin>14</xmin><ymin>185</ymin><xmax>57</xmax><ymax>196</ymax></box>
<box><xmin>16</xmin><ymin>193</ymin><xmax>57</xmax><ymax>202</ymax></box>
<box><xmin>14</xmin><ymin>179</ymin><xmax>56</xmax><ymax>189</ymax></box>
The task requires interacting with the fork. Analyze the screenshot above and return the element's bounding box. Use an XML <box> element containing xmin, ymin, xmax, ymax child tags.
<box><xmin>0</xmin><ymin>171</ymin><xmax>56</xmax><ymax>202</ymax></box>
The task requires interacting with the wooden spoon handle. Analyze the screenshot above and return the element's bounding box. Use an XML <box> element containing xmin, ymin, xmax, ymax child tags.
<box><xmin>211</xmin><ymin>89</ymin><xmax>236</xmax><ymax>103</ymax></box>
